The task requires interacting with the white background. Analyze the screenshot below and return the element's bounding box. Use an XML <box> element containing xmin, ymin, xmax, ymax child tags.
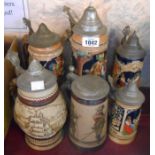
<box><xmin>4</xmin><ymin>0</ymin><xmax>28</xmax><ymax>32</ymax></box>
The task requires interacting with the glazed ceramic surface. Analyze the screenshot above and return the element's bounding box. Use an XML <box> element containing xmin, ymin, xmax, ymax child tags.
<box><xmin>109</xmin><ymin>101</ymin><xmax>141</xmax><ymax>144</ymax></box>
<box><xmin>69</xmin><ymin>75</ymin><xmax>109</xmax><ymax>148</ymax></box>
<box><xmin>112</xmin><ymin>27</ymin><xmax>145</xmax><ymax>87</ymax></box>
<box><xmin>40</xmin><ymin>54</ymin><xmax>64</xmax><ymax>77</ymax></box>
<box><xmin>109</xmin><ymin>81</ymin><xmax>145</xmax><ymax>144</ymax></box>
<box><xmin>14</xmin><ymin>60</ymin><xmax>67</xmax><ymax>151</ymax></box>
<box><xmin>28</xmin><ymin>23</ymin><xmax>64</xmax><ymax>77</ymax></box>
<box><xmin>112</xmin><ymin>53</ymin><xmax>144</xmax><ymax>87</ymax></box>
<box><xmin>69</xmin><ymin>6</ymin><xmax>108</xmax><ymax>78</ymax></box>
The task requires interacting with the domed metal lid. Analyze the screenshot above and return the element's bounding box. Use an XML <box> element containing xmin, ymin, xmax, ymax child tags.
<box><xmin>117</xmin><ymin>31</ymin><xmax>145</xmax><ymax>60</ymax></box>
<box><xmin>115</xmin><ymin>80</ymin><xmax>145</xmax><ymax>106</ymax></box>
<box><xmin>17</xmin><ymin>60</ymin><xmax>57</xmax><ymax>92</ymax></box>
<box><xmin>28</xmin><ymin>23</ymin><xmax>61</xmax><ymax>48</ymax></box>
<box><xmin>71</xmin><ymin>75</ymin><xmax>109</xmax><ymax>101</ymax></box>
<box><xmin>73</xmin><ymin>6</ymin><xmax>107</xmax><ymax>36</ymax></box>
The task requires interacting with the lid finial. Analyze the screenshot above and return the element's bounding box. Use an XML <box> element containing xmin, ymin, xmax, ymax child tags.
<box><xmin>28</xmin><ymin>59</ymin><xmax>43</xmax><ymax>73</ymax></box>
<box><xmin>116</xmin><ymin>79</ymin><xmax>145</xmax><ymax>105</ymax></box>
<box><xmin>72</xmin><ymin>5</ymin><xmax>107</xmax><ymax>35</ymax></box>
<box><xmin>17</xmin><ymin>59</ymin><xmax>57</xmax><ymax>92</ymax></box>
<box><xmin>117</xmin><ymin>26</ymin><xmax>145</xmax><ymax>60</ymax></box>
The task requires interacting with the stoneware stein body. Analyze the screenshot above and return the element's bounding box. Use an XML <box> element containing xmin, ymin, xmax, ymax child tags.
<box><xmin>69</xmin><ymin>75</ymin><xmax>109</xmax><ymax>149</ymax></box>
<box><xmin>112</xmin><ymin>26</ymin><xmax>145</xmax><ymax>88</ymax></box>
<box><xmin>69</xmin><ymin>6</ymin><xmax>108</xmax><ymax>78</ymax></box>
<box><xmin>14</xmin><ymin>60</ymin><xmax>67</xmax><ymax>151</ymax></box>
<box><xmin>28</xmin><ymin>23</ymin><xmax>64</xmax><ymax>79</ymax></box>
<box><xmin>109</xmin><ymin>81</ymin><xmax>145</xmax><ymax>144</ymax></box>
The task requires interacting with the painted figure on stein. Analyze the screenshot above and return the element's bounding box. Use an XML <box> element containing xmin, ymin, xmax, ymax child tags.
<box><xmin>64</xmin><ymin>5</ymin><xmax>108</xmax><ymax>78</ymax></box>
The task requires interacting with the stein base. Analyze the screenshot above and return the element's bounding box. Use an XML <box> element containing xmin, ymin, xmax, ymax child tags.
<box><xmin>25</xmin><ymin>130</ymin><xmax>63</xmax><ymax>151</ymax></box>
<box><xmin>109</xmin><ymin>133</ymin><xmax>135</xmax><ymax>145</ymax></box>
<box><xmin>69</xmin><ymin>134</ymin><xmax>107</xmax><ymax>149</ymax></box>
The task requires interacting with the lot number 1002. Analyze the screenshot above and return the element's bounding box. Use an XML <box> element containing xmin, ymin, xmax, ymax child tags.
<box><xmin>82</xmin><ymin>37</ymin><xmax>100</xmax><ymax>47</ymax></box>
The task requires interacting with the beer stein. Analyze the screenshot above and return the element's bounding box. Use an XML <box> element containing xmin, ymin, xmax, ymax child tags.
<box><xmin>64</xmin><ymin>6</ymin><xmax>108</xmax><ymax>78</ymax></box>
<box><xmin>109</xmin><ymin>80</ymin><xmax>145</xmax><ymax>144</ymax></box>
<box><xmin>63</xmin><ymin>67</ymin><xmax>110</xmax><ymax>149</ymax></box>
<box><xmin>14</xmin><ymin>60</ymin><xmax>67</xmax><ymax>151</ymax></box>
<box><xmin>28</xmin><ymin>23</ymin><xmax>64</xmax><ymax>78</ymax></box>
<box><xmin>112</xmin><ymin>26</ymin><xmax>146</xmax><ymax>87</ymax></box>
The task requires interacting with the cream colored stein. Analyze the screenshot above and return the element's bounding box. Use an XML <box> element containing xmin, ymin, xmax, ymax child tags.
<box><xmin>14</xmin><ymin>60</ymin><xmax>67</xmax><ymax>151</ymax></box>
<box><xmin>63</xmin><ymin>70</ymin><xmax>110</xmax><ymax>149</ymax></box>
<box><xmin>109</xmin><ymin>80</ymin><xmax>145</xmax><ymax>144</ymax></box>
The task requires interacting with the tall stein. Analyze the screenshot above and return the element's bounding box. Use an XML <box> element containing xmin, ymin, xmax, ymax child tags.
<box><xmin>66</xmin><ymin>6</ymin><xmax>108</xmax><ymax>78</ymax></box>
<box><xmin>112</xmin><ymin>26</ymin><xmax>146</xmax><ymax>87</ymax></box>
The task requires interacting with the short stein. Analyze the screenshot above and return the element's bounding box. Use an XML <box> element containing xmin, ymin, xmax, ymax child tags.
<box><xmin>28</xmin><ymin>23</ymin><xmax>64</xmax><ymax>79</ymax></box>
<box><xmin>109</xmin><ymin>80</ymin><xmax>145</xmax><ymax>144</ymax></box>
<box><xmin>112</xmin><ymin>26</ymin><xmax>145</xmax><ymax>87</ymax></box>
<box><xmin>69</xmin><ymin>6</ymin><xmax>108</xmax><ymax>78</ymax></box>
<box><xmin>14</xmin><ymin>60</ymin><xmax>67</xmax><ymax>151</ymax></box>
<box><xmin>69</xmin><ymin>75</ymin><xmax>109</xmax><ymax>149</ymax></box>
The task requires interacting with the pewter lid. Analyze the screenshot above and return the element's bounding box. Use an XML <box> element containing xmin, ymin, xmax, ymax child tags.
<box><xmin>71</xmin><ymin>75</ymin><xmax>109</xmax><ymax>101</ymax></box>
<box><xmin>17</xmin><ymin>60</ymin><xmax>56</xmax><ymax>92</ymax></box>
<box><xmin>115</xmin><ymin>80</ymin><xmax>145</xmax><ymax>106</ymax></box>
<box><xmin>73</xmin><ymin>6</ymin><xmax>107</xmax><ymax>36</ymax></box>
<box><xmin>28</xmin><ymin>23</ymin><xmax>61</xmax><ymax>48</ymax></box>
<box><xmin>117</xmin><ymin>31</ymin><xmax>145</xmax><ymax>60</ymax></box>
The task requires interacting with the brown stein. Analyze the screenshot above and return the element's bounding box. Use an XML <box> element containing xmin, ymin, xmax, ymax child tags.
<box><xmin>14</xmin><ymin>60</ymin><xmax>67</xmax><ymax>151</ymax></box>
<box><xmin>28</xmin><ymin>23</ymin><xmax>64</xmax><ymax>79</ymax></box>
<box><xmin>64</xmin><ymin>6</ymin><xmax>108</xmax><ymax>78</ymax></box>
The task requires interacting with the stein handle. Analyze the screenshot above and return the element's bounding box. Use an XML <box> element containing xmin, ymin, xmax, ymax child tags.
<box><xmin>63</xmin><ymin>5</ymin><xmax>78</xmax><ymax>28</ymax></box>
<box><xmin>23</xmin><ymin>17</ymin><xmax>34</xmax><ymax>35</ymax></box>
<box><xmin>5</xmin><ymin>38</ymin><xmax>25</xmax><ymax>76</ymax></box>
<box><xmin>63</xmin><ymin>5</ymin><xmax>79</xmax><ymax>39</ymax></box>
<box><xmin>61</xmin><ymin>66</ymin><xmax>79</xmax><ymax>105</ymax></box>
<box><xmin>107</xmin><ymin>75</ymin><xmax>117</xmax><ymax>100</ymax></box>
<box><xmin>9</xmin><ymin>78</ymin><xmax>17</xmax><ymax>106</ymax></box>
